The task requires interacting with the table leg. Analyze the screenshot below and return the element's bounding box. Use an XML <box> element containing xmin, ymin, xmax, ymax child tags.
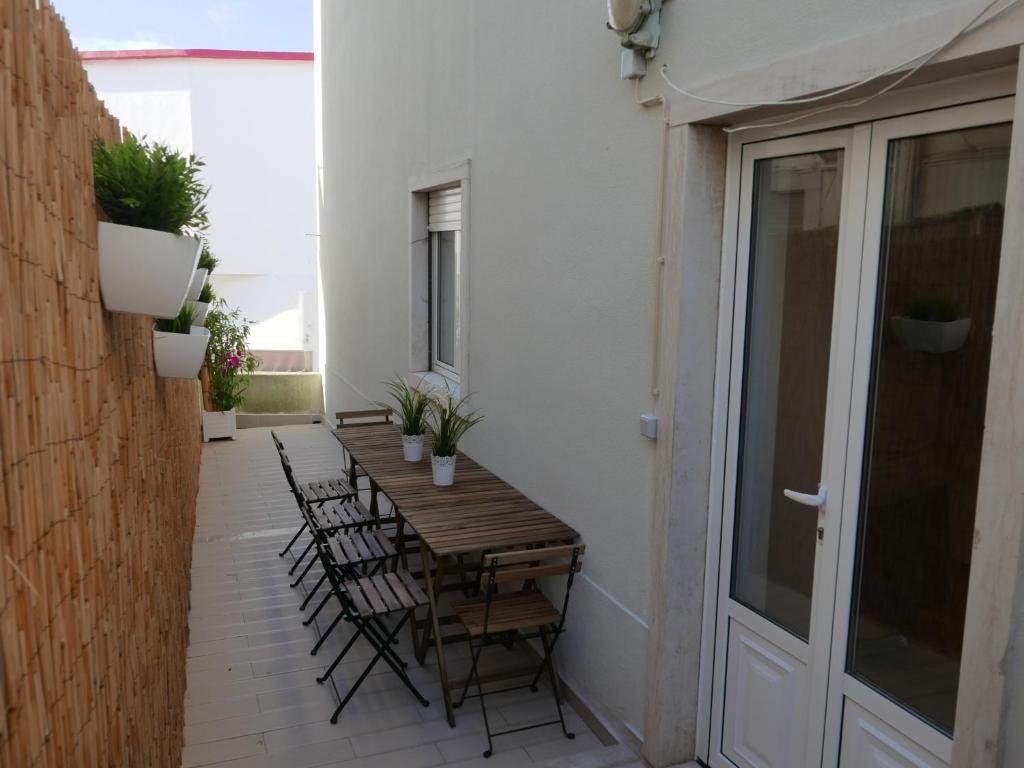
<box><xmin>418</xmin><ymin>541</ymin><xmax>455</xmax><ymax>726</ymax></box>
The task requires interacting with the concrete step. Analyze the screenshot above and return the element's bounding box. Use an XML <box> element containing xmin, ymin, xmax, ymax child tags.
<box><xmin>541</xmin><ymin>743</ymin><xmax>644</xmax><ymax>768</ymax></box>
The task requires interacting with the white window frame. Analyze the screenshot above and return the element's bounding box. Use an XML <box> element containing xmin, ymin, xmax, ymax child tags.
<box><xmin>429</xmin><ymin>227</ymin><xmax>461</xmax><ymax>381</ymax></box>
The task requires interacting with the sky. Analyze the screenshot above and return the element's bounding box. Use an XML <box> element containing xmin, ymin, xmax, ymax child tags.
<box><xmin>56</xmin><ymin>0</ymin><xmax>312</xmax><ymax>52</ymax></box>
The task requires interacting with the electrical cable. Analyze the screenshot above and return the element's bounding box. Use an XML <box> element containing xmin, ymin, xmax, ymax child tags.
<box><xmin>659</xmin><ymin>0</ymin><xmax>1019</xmax><ymax>115</ymax></box>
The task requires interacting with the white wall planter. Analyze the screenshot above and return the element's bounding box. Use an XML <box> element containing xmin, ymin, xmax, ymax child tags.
<box><xmin>186</xmin><ymin>267</ymin><xmax>209</xmax><ymax>301</ymax></box>
<box><xmin>402</xmin><ymin>433</ymin><xmax>424</xmax><ymax>462</ymax></box>
<box><xmin>98</xmin><ymin>222</ymin><xmax>201</xmax><ymax>318</ymax></box>
<box><xmin>153</xmin><ymin>325</ymin><xmax>210</xmax><ymax>378</ymax></box>
<box><xmin>431</xmin><ymin>453</ymin><xmax>456</xmax><ymax>486</ymax></box>
<box><xmin>203</xmin><ymin>409</ymin><xmax>237</xmax><ymax>441</ymax></box>
<box><xmin>891</xmin><ymin>316</ymin><xmax>972</xmax><ymax>354</ymax></box>
<box><xmin>191</xmin><ymin>301</ymin><xmax>211</xmax><ymax>326</ymax></box>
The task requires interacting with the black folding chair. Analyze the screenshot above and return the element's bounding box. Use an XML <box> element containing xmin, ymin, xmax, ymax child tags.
<box><xmin>305</xmin><ymin>513</ymin><xmax>431</xmax><ymax>723</ymax></box>
<box><xmin>452</xmin><ymin>544</ymin><xmax>584</xmax><ymax>758</ymax></box>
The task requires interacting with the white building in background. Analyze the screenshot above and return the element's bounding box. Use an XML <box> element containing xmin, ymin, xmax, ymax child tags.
<box><xmin>316</xmin><ymin>2</ymin><xmax>1024</xmax><ymax>768</ymax></box>
<box><xmin>84</xmin><ymin>49</ymin><xmax>318</xmax><ymax>371</ymax></box>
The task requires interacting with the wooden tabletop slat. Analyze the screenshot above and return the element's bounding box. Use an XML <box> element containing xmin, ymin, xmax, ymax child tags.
<box><xmin>334</xmin><ymin>426</ymin><xmax>578</xmax><ymax>556</ymax></box>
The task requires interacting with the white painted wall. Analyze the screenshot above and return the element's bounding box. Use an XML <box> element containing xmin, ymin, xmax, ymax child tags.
<box><xmin>85</xmin><ymin>56</ymin><xmax>318</xmax><ymax>360</ymax></box>
<box><xmin>315</xmin><ymin>0</ymin><xmax>1024</xmax><ymax>759</ymax></box>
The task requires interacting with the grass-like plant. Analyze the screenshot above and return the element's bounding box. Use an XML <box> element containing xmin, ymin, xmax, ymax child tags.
<box><xmin>205</xmin><ymin>302</ymin><xmax>259</xmax><ymax>411</ymax></box>
<box><xmin>198</xmin><ymin>242</ymin><xmax>219</xmax><ymax>272</ymax></box>
<box><xmin>93</xmin><ymin>134</ymin><xmax>209</xmax><ymax>234</ymax></box>
<box><xmin>155</xmin><ymin>301</ymin><xmax>195</xmax><ymax>334</ymax></box>
<box><xmin>198</xmin><ymin>281</ymin><xmax>216</xmax><ymax>303</ymax></box>
<box><xmin>380</xmin><ymin>376</ymin><xmax>431</xmax><ymax>436</ymax></box>
<box><xmin>906</xmin><ymin>297</ymin><xmax>961</xmax><ymax>323</ymax></box>
<box><xmin>427</xmin><ymin>390</ymin><xmax>483</xmax><ymax>457</ymax></box>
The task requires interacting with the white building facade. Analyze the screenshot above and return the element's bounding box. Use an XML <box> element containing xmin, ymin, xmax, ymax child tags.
<box><xmin>315</xmin><ymin>3</ymin><xmax>1024</xmax><ymax>767</ymax></box>
<box><xmin>84</xmin><ymin>49</ymin><xmax>318</xmax><ymax>370</ymax></box>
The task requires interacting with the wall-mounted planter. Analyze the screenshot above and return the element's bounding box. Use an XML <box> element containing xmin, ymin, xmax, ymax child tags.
<box><xmin>186</xmin><ymin>267</ymin><xmax>209</xmax><ymax>302</ymax></box>
<box><xmin>98</xmin><ymin>222</ymin><xmax>201</xmax><ymax>318</ymax></box>
<box><xmin>153</xmin><ymin>325</ymin><xmax>210</xmax><ymax>378</ymax></box>
<box><xmin>190</xmin><ymin>301</ymin><xmax>211</xmax><ymax>326</ymax></box>
<box><xmin>891</xmin><ymin>316</ymin><xmax>972</xmax><ymax>354</ymax></box>
<box><xmin>203</xmin><ymin>409</ymin><xmax>237</xmax><ymax>441</ymax></box>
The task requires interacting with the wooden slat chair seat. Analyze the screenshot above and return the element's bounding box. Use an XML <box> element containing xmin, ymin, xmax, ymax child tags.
<box><xmin>453</xmin><ymin>592</ymin><xmax>562</xmax><ymax>637</ymax></box>
<box><xmin>452</xmin><ymin>544</ymin><xmax>585</xmax><ymax>758</ymax></box>
<box><xmin>310</xmin><ymin>498</ymin><xmax>374</xmax><ymax>533</ymax></box>
<box><xmin>328</xmin><ymin>530</ymin><xmax>396</xmax><ymax>569</ymax></box>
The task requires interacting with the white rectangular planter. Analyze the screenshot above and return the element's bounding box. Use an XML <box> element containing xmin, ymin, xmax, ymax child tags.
<box><xmin>190</xmin><ymin>301</ymin><xmax>211</xmax><ymax>326</ymax></box>
<box><xmin>153</xmin><ymin>325</ymin><xmax>210</xmax><ymax>378</ymax></box>
<box><xmin>203</xmin><ymin>409</ymin><xmax>237</xmax><ymax>441</ymax></box>
<box><xmin>98</xmin><ymin>222</ymin><xmax>201</xmax><ymax>318</ymax></box>
<box><xmin>186</xmin><ymin>267</ymin><xmax>209</xmax><ymax>302</ymax></box>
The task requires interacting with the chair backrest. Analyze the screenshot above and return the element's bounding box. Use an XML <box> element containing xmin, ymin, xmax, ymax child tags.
<box><xmin>336</xmin><ymin>408</ymin><xmax>393</xmax><ymax>429</ymax></box>
<box><xmin>480</xmin><ymin>544</ymin><xmax>584</xmax><ymax>630</ymax></box>
<box><xmin>270</xmin><ymin>430</ymin><xmax>285</xmax><ymax>453</ymax></box>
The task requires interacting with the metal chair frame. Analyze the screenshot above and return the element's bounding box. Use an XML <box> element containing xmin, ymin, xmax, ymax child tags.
<box><xmin>453</xmin><ymin>545</ymin><xmax>584</xmax><ymax>758</ymax></box>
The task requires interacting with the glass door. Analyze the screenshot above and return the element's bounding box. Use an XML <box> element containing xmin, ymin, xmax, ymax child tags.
<box><xmin>824</xmin><ymin>99</ymin><xmax>1014</xmax><ymax>768</ymax></box>
<box><xmin>709</xmin><ymin>128</ymin><xmax>868</xmax><ymax>768</ymax></box>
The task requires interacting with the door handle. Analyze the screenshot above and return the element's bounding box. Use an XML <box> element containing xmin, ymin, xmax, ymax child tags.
<box><xmin>784</xmin><ymin>485</ymin><xmax>827</xmax><ymax>508</ymax></box>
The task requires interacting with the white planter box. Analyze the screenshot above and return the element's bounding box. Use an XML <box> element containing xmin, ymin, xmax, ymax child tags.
<box><xmin>186</xmin><ymin>267</ymin><xmax>209</xmax><ymax>302</ymax></box>
<box><xmin>431</xmin><ymin>454</ymin><xmax>456</xmax><ymax>486</ymax></box>
<box><xmin>191</xmin><ymin>301</ymin><xmax>211</xmax><ymax>326</ymax></box>
<box><xmin>891</xmin><ymin>316</ymin><xmax>972</xmax><ymax>354</ymax></box>
<box><xmin>203</xmin><ymin>409</ymin><xmax>237</xmax><ymax>441</ymax></box>
<box><xmin>98</xmin><ymin>222</ymin><xmax>201</xmax><ymax>318</ymax></box>
<box><xmin>153</xmin><ymin>325</ymin><xmax>210</xmax><ymax>378</ymax></box>
<box><xmin>403</xmin><ymin>434</ymin><xmax>424</xmax><ymax>462</ymax></box>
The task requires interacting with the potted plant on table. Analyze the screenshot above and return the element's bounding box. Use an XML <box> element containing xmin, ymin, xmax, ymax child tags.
<box><xmin>202</xmin><ymin>302</ymin><xmax>259</xmax><ymax>441</ymax></box>
<box><xmin>426</xmin><ymin>390</ymin><xmax>483</xmax><ymax>486</ymax></box>
<box><xmin>380</xmin><ymin>376</ymin><xmax>432</xmax><ymax>461</ymax></box>
<box><xmin>891</xmin><ymin>297</ymin><xmax>972</xmax><ymax>354</ymax></box>
<box><xmin>153</xmin><ymin>302</ymin><xmax>210</xmax><ymax>378</ymax></box>
<box><xmin>93</xmin><ymin>134</ymin><xmax>209</xmax><ymax>318</ymax></box>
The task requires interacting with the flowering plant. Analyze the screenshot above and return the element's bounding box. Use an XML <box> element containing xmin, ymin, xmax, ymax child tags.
<box><xmin>426</xmin><ymin>388</ymin><xmax>483</xmax><ymax>457</ymax></box>
<box><xmin>204</xmin><ymin>301</ymin><xmax>259</xmax><ymax>411</ymax></box>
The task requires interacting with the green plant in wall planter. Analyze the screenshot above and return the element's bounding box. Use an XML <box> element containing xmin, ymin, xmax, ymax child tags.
<box><xmin>153</xmin><ymin>302</ymin><xmax>210</xmax><ymax>379</ymax></box>
<box><xmin>187</xmin><ymin>242</ymin><xmax>218</xmax><ymax>302</ymax></box>
<box><xmin>202</xmin><ymin>302</ymin><xmax>259</xmax><ymax>441</ymax></box>
<box><xmin>426</xmin><ymin>388</ymin><xmax>483</xmax><ymax>486</ymax></box>
<box><xmin>380</xmin><ymin>376</ymin><xmax>432</xmax><ymax>462</ymax></box>
<box><xmin>891</xmin><ymin>296</ymin><xmax>972</xmax><ymax>354</ymax></box>
<box><xmin>93</xmin><ymin>134</ymin><xmax>210</xmax><ymax>318</ymax></box>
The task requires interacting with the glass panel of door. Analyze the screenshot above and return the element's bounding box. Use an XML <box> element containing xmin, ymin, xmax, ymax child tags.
<box><xmin>847</xmin><ymin>121</ymin><xmax>1012</xmax><ymax>735</ymax></box>
<box><xmin>731</xmin><ymin>150</ymin><xmax>844</xmax><ymax>640</ymax></box>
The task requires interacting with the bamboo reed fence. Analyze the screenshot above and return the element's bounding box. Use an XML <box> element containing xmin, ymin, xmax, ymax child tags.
<box><xmin>0</xmin><ymin>1</ymin><xmax>201</xmax><ymax>765</ymax></box>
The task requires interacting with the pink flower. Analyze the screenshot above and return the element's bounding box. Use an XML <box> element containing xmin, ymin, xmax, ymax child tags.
<box><xmin>227</xmin><ymin>354</ymin><xmax>241</xmax><ymax>368</ymax></box>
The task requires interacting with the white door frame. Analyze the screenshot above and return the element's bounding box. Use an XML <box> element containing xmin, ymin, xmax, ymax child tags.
<box><xmin>697</xmin><ymin>86</ymin><xmax>1016</xmax><ymax>767</ymax></box>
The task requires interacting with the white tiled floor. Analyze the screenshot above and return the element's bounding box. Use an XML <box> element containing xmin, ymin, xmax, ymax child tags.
<box><xmin>182</xmin><ymin>425</ymin><xmax>607</xmax><ymax>768</ymax></box>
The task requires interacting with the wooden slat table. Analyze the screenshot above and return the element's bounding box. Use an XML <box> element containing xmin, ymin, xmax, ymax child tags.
<box><xmin>333</xmin><ymin>425</ymin><xmax>579</xmax><ymax>726</ymax></box>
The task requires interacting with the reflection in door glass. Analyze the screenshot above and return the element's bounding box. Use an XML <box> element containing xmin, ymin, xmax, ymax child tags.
<box><xmin>731</xmin><ymin>150</ymin><xmax>843</xmax><ymax>640</ymax></box>
<box><xmin>848</xmin><ymin>123</ymin><xmax>1011</xmax><ymax>734</ymax></box>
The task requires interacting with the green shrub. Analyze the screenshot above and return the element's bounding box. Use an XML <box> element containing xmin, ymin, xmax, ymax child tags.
<box><xmin>93</xmin><ymin>134</ymin><xmax>209</xmax><ymax>234</ymax></box>
<box><xmin>198</xmin><ymin>242</ymin><xmax>219</xmax><ymax>272</ymax></box>
<box><xmin>906</xmin><ymin>297</ymin><xmax>961</xmax><ymax>323</ymax></box>
<box><xmin>155</xmin><ymin>301</ymin><xmax>195</xmax><ymax>334</ymax></box>
<box><xmin>205</xmin><ymin>303</ymin><xmax>259</xmax><ymax>411</ymax></box>
<box><xmin>198</xmin><ymin>281</ymin><xmax>216</xmax><ymax>303</ymax></box>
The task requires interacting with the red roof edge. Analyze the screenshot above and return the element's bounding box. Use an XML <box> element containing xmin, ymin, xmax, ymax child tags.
<box><xmin>80</xmin><ymin>49</ymin><xmax>313</xmax><ymax>62</ymax></box>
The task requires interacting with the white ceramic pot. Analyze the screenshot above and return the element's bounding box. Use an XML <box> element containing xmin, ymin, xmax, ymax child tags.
<box><xmin>431</xmin><ymin>454</ymin><xmax>456</xmax><ymax>486</ymax></box>
<box><xmin>203</xmin><ymin>409</ymin><xmax>237</xmax><ymax>442</ymax></box>
<box><xmin>186</xmin><ymin>267</ymin><xmax>209</xmax><ymax>301</ymax></box>
<box><xmin>191</xmin><ymin>301</ymin><xmax>211</xmax><ymax>326</ymax></box>
<box><xmin>98</xmin><ymin>222</ymin><xmax>201</xmax><ymax>318</ymax></box>
<box><xmin>402</xmin><ymin>433</ymin><xmax>424</xmax><ymax>462</ymax></box>
<box><xmin>153</xmin><ymin>325</ymin><xmax>210</xmax><ymax>378</ymax></box>
<box><xmin>891</xmin><ymin>316</ymin><xmax>971</xmax><ymax>354</ymax></box>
